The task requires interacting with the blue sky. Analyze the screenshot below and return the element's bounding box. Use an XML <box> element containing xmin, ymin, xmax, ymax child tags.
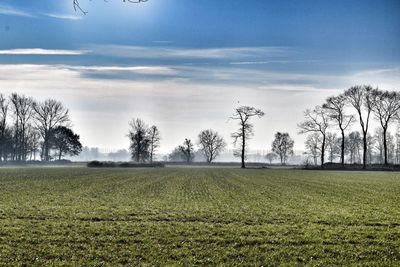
<box><xmin>0</xmin><ymin>0</ymin><xmax>399</xmax><ymax>152</ymax></box>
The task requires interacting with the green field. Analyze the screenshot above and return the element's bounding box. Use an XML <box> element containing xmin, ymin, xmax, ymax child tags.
<box><xmin>0</xmin><ymin>167</ymin><xmax>399</xmax><ymax>266</ymax></box>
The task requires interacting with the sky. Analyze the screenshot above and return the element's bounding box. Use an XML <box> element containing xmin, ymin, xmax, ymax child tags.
<box><xmin>0</xmin><ymin>0</ymin><xmax>399</xmax><ymax>153</ymax></box>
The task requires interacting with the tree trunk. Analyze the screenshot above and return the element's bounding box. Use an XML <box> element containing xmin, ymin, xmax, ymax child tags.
<box><xmin>362</xmin><ymin>131</ymin><xmax>367</xmax><ymax>169</ymax></box>
<box><xmin>383</xmin><ymin>127</ymin><xmax>388</xmax><ymax>165</ymax></box>
<box><xmin>241</xmin><ymin>126</ymin><xmax>245</xmax><ymax>168</ymax></box>
<box><xmin>341</xmin><ymin>130</ymin><xmax>345</xmax><ymax>166</ymax></box>
<box><xmin>321</xmin><ymin>135</ymin><xmax>326</xmax><ymax>166</ymax></box>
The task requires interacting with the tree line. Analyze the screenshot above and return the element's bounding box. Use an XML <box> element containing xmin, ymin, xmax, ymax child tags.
<box><xmin>128</xmin><ymin>106</ymin><xmax>297</xmax><ymax>168</ymax></box>
<box><xmin>299</xmin><ymin>85</ymin><xmax>400</xmax><ymax>168</ymax></box>
<box><xmin>129</xmin><ymin>85</ymin><xmax>400</xmax><ymax>169</ymax></box>
<box><xmin>0</xmin><ymin>93</ymin><xmax>82</xmax><ymax>163</ymax></box>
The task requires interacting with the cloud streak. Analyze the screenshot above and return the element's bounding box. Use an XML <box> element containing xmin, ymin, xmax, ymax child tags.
<box><xmin>0</xmin><ymin>49</ymin><xmax>88</xmax><ymax>55</ymax></box>
<box><xmin>0</xmin><ymin>4</ymin><xmax>35</xmax><ymax>18</ymax></box>
<box><xmin>43</xmin><ymin>13</ymin><xmax>82</xmax><ymax>20</ymax></box>
<box><xmin>0</xmin><ymin>4</ymin><xmax>83</xmax><ymax>20</ymax></box>
<box><xmin>91</xmin><ymin>45</ymin><xmax>290</xmax><ymax>60</ymax></box>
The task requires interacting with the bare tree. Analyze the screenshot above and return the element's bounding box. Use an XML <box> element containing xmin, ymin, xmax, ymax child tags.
<box><xmin>197</xmin><ymin>129</ymin><xmax>226</xmax><ymax>163</ymax></box>
<box><xmin>325</xmin><ymin>132</ymin><xmax>340</xmax><ymax>162</ymax></box>
<box><xmin>344</xmin><ymin>85</ymin><xmax>374</xmax><ymax>168</ymax></box>
<box><xmin>230</xmin><ymin>106</ymin><xmax>264</xmax><ymax>168</ymax></box>
<box><xmin>26</xmin><ymin>126</ymin><xmax>40</xmax><ymax>161</ymax></box>
<box><xmin>304</xmin><ymin>133</ymin><xmax>321</xmax><ymax>165</ymax></box>
<box><xmin>396</xmin><ymin>128</ymin><xmax>400</xmax><ymax>164</ymax></box>
<box><xmin>370</xmin><ymin>89</ymin><xmax>400</xmax><ymax>165</ymax></box>
<box><xmin>73</xmin><ymin>0</ymin><xmax>148</xmax><ymax>14</ymax></box>
<box><xmin>128</xmin><ymin>118</ymin><xmax>150</xmax><ymax>162</ymax></box>
<box><xmin>271</xmin><ymin>132</ymin><xmax>294</xmax><ymax>165</ymax></box>
<box><xmin>346</xmin><ymin>131</ymin><xmax>363</xmax><ymax>164</ymax></box>
<box><xmin>148</xmin><ymin>125</ymin><xmax>161</xmax><ymax>163</ymax></box>
<box><xmin>179</xmin><ymin>138</ymin><xmax>194</xmax><ymax>163</ymax></box>
<box><xmin>298</xmin><ymin>106</ymin><xmax>329</xmax><ymax>166</ymax></box>
<box><xmin>0</xmin><ymin>94</ymin><xmax>8</xmax><ymax>162</ymax></box>
<box><xmin>168</xmin><ymin>147</ymin><xmax>185</xmax><ymax>162</ymax></box>
<box><xmin>265</xmin><ymin>152</ymin><xmax>277</xmax><ymax>164</ymax></box>
<box><xmin>33</xmin><ymin>99</ymin><xmax>70</xmax><ymax>161</ymax></box>
<box><xmin>10</xmin><ymin>94</ymin><xmax>34</xmax><ymax>162</ymax></box>
<box><xmin>323</xmin><ymin>94</ymin><xmax>353</xmax><ymax>166</ymax></box>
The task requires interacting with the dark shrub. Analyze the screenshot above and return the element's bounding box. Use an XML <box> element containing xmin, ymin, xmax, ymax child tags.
<box><xmin>87</xmin><ymin>161</ymin><xmax>164</xmax><ymax>168</ymax></box>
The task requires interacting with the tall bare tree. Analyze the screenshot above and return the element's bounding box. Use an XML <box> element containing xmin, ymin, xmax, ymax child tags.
<box><xmin>179</xmin><ymin>138</ymin><xmax>194</xmax><ymax>163</ymax></box>
<box><xmin>344</xmin><ymin>85</ymin><xmax>374</xmax><ymax>168</ymax></box>
<box><xmin>370</xmin><ymin>89</ymin><xmax>400</xmax><ymax>165</ymax></box>
<box><xmin>304</xmin><ymin>133</ymin><xmax>321</xmax><ymax>165</ymax></box>
<box><xmin>33</xmin><ymin>99</ymin><xmax>70</xmax><ymax>161</ymax></box>
<box><xmin>197</xmin><ymin>129</ymin><xmax>226</xmax><ymax>163</ymax></box>
<box><xmin>0</xmin><ymin>94</ymin><xmax>8</xmax><ymax>162</ymax></box>
<box><xmin>346</xmin><ymin>131</ymin><xmax>363</xmax><ymax>164</ymax></box>
<box><xmin>298</xmin><ymin>106</ymin><xmax>329</xmax><ymax>166</ymax></box>
<box><xmin>323</xmin><ymin>94</ymin><xmax>353</xmax><ymax>166</ymax></box>
<box><xmin>271</xmin><ymin>132</ymin><xmax>294</xmax><ymax>165</ymax></box>
<box><xmin>10</xmin><ymin>94</ymin><xmax>34</xmax><ymax>161</ymax></box>
<box><xmin>148</xmin><ymin>125</ymin><xmax>161</xmax><ymax>163</ymax></box>
<box><xmin>230</xmin><ymin>106</ymin><xmax>264</xmax><ymax>168</ymax></box>
<box><xmin>325</xmin><ymin>132</ymin><xmax>340</xmax><ymax>162</ymax></box>
<box><xmin>265</xmin><ymin>152</ymin><xmax>277</xmax><ymax>164</ymax></box>
<box><xmin>128</xmin><ymin>118</ymin><xmax>150</xmax><ymax>162</ymax></box>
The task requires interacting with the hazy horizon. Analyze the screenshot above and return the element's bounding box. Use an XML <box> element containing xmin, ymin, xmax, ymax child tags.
<box><xmin>1</xmin><ymin>0</ymin><xmax>399</xmax><ymax>154</ymax></box>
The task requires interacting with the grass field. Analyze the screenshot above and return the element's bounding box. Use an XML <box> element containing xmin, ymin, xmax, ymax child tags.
<box><xmin>0</xmin><ymin>167</ymin><xmax>399</xmax><ymax>266</ymax></box>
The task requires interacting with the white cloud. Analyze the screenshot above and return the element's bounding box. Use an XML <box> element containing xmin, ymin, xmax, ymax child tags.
<box><xmin>90</xmin><ymin>45</ymin><xmax>289</xmax><ymax>60</ymax></box>
<box><xmin>43</xmin><ymin>13</ymin><xmax>82</xmax><ymax>20</ymax></box>
<box><xmin>230</xmin><ymin>60</ymin><xmax>320</xmax><ymax>65</ymax></box>
<box><xmin>72</xmin><ymin>66</ymin><xmax>178</xmax><ymax>75</ymax></box>
<box><xmin>0</xmin><ymin>4</ymin><xmax>34</xmax><ymax>18</ymax></box>
<box><xmin>0</xmin><ymin>4</ymin><xmax>83</xmax><ymax>20</ymax></box>
<box><xmin>0</xmin><ymin>49</ymin><xmax>88</xmax><ymax>55</ymax></box>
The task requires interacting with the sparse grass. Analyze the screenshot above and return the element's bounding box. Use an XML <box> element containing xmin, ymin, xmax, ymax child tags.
<box><xmin>0</xmin><ymin>167</ymin><xmax>399</xmax><ymax>266</ymax></box>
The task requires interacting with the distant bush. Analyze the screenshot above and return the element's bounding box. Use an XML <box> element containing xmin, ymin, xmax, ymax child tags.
<box><xmin>119</xmin><ymin>162</ymin><xmax>165</xmax><ymax>168</ymax></box>
<box><xmin>303</xmin><ymin>162</ymin><xmax>400</xmax><ymax>171</ymax></box>
<box><xmin>87</xmin><ymin>161</ymin><xmax>117</xmax><ymax>168</ymax></box>
<box><xmin>87</xmin><ymin>161</ymin><xmax>164</xmax><ymax>168</ymax></box>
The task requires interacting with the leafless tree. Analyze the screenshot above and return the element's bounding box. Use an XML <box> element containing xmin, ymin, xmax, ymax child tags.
<box><xmin>304</xmin><ymin>133</ymin><xmax>321</xmax><ymax>165</ymax></box>
<box><xmin>179</xmin><ymin>138</ymin><xmax>194</xmax><ymax>163</ymax></box>
<box><xmin>395</xmin><ymin>128</ymin><xmax>400</xmax><ymax>164</ymax></box>
<box><xmin>148</xmin><ymin>125</ymin><xmax>161</xmax><ymax>163</ymax></box>
<box><xmin>197</xmin><ymin>129</ymin><xmax>226</xmax><ymax>163</ymax></box>
<box><xmin>26</xmin><ymin>126</ymin><xmax>40</xmax><ymax>161</ymax></box>
<box><xmin>230</xmin><ymin>106</ymin><xmax>264</xmax><ymax>168</ymax></box>
<box><xmin>271</xmin><ymin>132</ymin><xmax>294</xmax><ymax>165</ymax></box>
<box><xmin>370</xmin><ymin>89</ymin><xmax>400</xmax><ymax>165</ymax></box>
<box><xmin>298</xmin><ymin>106</ymin><xmax>329</xmax><ymax>166</ymax></box>
<box><xmin>128</xmin><ymin>118</ymin><xmax>150</xmax><ymax>162</ymax></box>
<box><xmin>344</xmin><ymin>85</ymin><xmax>374</xmax><ymax>168</ymax></box>
<box><xmin>73</xmin><ymin>0</ymin><xmax>148</xmax><ymax>14</ymax></box>
<box><xmin>10</xmin><ymin>94</ymin><xmax>34</xmax><ymax>161</ymax></box>
<box><xmin>265</xmin><ymin>152</ymin><xmax>277</xmax><ymax>164</ymax></box>
<box><xmin>323</xmin><ymin>94</ymin><xmax>353</xmax><ymax>166</ymax></box>
<box><xmin>0</xmin><ymin>94</ymin><xmax>9</xmax><ymax>162</ymax></box>
<box><xmin>346</xmin><ymin>131</ymin><xmax>363</xmax><ymax>164</ymax></box>
<box><xmin>325</xmin><ymin>132</ymin><xmax>340</xmax><ymax>162</ymax></box>
<box><xmin>33</xmin><ymin>99</ymin><xmax>70</xmax><ymax>161</ymax></box>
